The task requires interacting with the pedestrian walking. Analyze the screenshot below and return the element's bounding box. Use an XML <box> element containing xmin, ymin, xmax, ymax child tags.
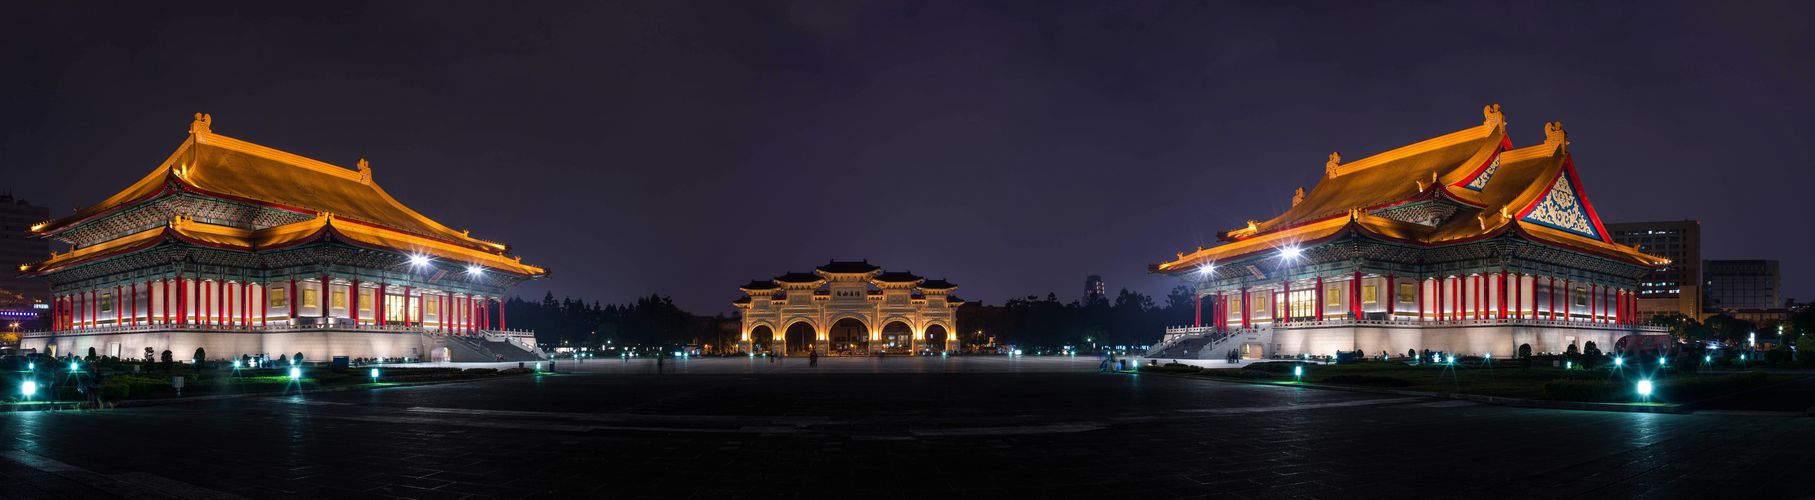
<box><xmin>656</xmin><ymin>352</ymin><xmax>665</xmax><ymax>373</ymax></box>
<box><xmin>809</xmin><ymin>350</ymin><xmax>818</xmax><ymax>367</ymax></box>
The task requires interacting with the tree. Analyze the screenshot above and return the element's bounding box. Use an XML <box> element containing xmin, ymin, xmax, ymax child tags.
<box><xmin>193</xmin><ymin>347</ymin><xmax>207</xmax><ymax>371</ymax></box>
<box><xmin>160</xmin><ymin>349</ymin><xmax>173</xmax><ymax>371</ymax></box>
<box><xmin>86</xmin><ymin>346</ymin><xmax>97</xmax><ymax>361</ymax></box>
<box><xmin>293</xmin><ymin>352</ymin><xmax>305</xmax><ymax>365</ymax></box>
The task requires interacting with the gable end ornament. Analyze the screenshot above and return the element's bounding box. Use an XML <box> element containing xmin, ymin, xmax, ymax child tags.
<box><xmin>1325</xmin><ymin>151</ymin><xmax>1341</xmax><ymax>178</ymax></box>
<box><xmin>1482</xmin><ymin>104</ymin><xmax>1504</xmax><ymax>127</ymax></box>
<box><xmin>1544</xmin><ymin>121</ymin><xmax>1568</xmax><ymax>151</ymax></box>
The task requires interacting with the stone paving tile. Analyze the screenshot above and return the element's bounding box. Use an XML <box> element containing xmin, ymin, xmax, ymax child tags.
<box><xmin>0</xmin><ymin>360</ymin><xmax>1808</xmax><ymax>498</ymax></box>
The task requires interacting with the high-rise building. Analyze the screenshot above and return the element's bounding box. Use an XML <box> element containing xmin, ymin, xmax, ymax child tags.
<box><xmin>0</xmin><ymin>193</ymin><xmax>51</xmax><ymax>328</ymax></box>
<box><xmin>1704</xmin><ymin>260</ymin><xmax>1781</xmax><ymax>311</ymax></box>
<box><xmin>1607</xmin><ymin>220</ymin><xmax>1701</xmax><ymax>320</ymax></box>
<box><xmin>1084</xmin><ymin>275</ymin><xmax>1105</xmax><ymax>303</ymax></box>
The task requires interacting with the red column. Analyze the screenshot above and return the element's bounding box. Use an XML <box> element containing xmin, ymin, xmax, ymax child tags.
<box><xmin>288</xmin><ymin>279</ymin><xmax>298</xmax><ymax>320</ymax></box>
<box><xmin>1590</xmin><ymin>284</ymin><xmax>1598</xmax><ymax>323</ymax></box>
<box><xmin>320</xmin><ymin>275</ymin><xmax>330</xmax><ymax>320</ymax></box>
<box><xmin>1240</xmin><ymin>287</ymin><xmax>1250</xmax><ymax>329</ymax></box>
<box><xmin>1194</xmin><ymin>294</ymin><xmax>1202</xmax><ymax>327</ymax></box>
<box><xmin>1512</xmin><ymin>274</ymin><xmax>1522</xmax><ymax>320</ymax></box>
<box><xmin>1351</xmin><ymin>271</ymin><xmax>1363</xmax><ymax>319</ymax></box>
<box><xmin>1384</xmin><ymin>275</ymin><xmax>1396</xmax><ymax>319</ymax></box>
<box><xmin>1313</xmin><ymin>276</ymin><xmax>1325</xmax><ymax>321</ymax></box>
<box><xmin>176</xmin><ymin>276</ymin><xmax>185</xmax><ymax>325</ymax></box>
<box><xmin>404</xmin><ymin>286</ymin><xmax>414</xmax><ymax>327</ymax></box>
<box><xmin>350</xmin><ymin>279</ymin><xmax>361</xmax><ymax>325</ymax></box>
<box><xmin>377</xmin><ymin>283</ymin><xmax>386</xmax><ymax>327</ymax></box>
<box><xmin>1495</xmin><ymin>270</ymin><xmax>1506</xmax><ymax>320</ymax></box>
<box><xmin>1417</xmin><ymin>278</ymin><xmax>1426</xmax><ymax>321</ymax></box>
<box><xmin>1278</xmin><ymin>281</ymin><xmax>1289</xmax><ymax>324</ymax></box>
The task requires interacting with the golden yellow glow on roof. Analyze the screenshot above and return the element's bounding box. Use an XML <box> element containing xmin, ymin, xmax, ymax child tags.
<box><xmin>33</xmin><ymin>113</ymin><xmax>508</xmax><ymax>253</ymax></box>
<box><xmin>1156</xmin><ymin>106</ymin><xmax>1667</xmax><ymax>273</ymax></box>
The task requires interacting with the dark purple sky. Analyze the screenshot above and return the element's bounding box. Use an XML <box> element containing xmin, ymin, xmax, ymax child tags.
<box><xmin>4</xmin><ymin>1</ymin><xmax>1812</xmax><ymax>313</ymax></box>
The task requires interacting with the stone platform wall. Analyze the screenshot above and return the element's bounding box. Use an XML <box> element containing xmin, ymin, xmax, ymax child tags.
<box><xmin>26</xmin><ymin>330</ymin><xmax>431</xmax><ymax>361</ymax></box>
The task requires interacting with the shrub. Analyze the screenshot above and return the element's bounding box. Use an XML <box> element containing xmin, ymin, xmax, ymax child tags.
<box><xmin>1242</xmin><ymin>362</ymin><xmax>1300</xmax><ymax>374</ymax></box>
<box><xmin>462</xmin><ymin>368</ymin><xmax>498</xmax><ymax>376</ymax></box>
<box><xmin>498</xmin><ymin>367</ymin><xmax>534</xmax><ymax>376</ymax></box>
<box><xmin>1147</xmin><ymin>363</ymin><xmax>1202</xmax><ymax>374</ymax></box>
<box><xmin>1319</xmin><ymin>374</ymin><xmax>1414</xmax><ymax>387</ymax></box>
<box><xmin>1518</xmin><ymin>344</ymin><xmax>1532</xmax><ymax>359</ymax></box>
<box><xmin>1542</xmin><ymin>372</ymin><xmax>1767</xmax><ymax>402</ymax></box>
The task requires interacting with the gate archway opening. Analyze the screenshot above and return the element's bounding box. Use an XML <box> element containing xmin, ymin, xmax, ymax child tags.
<box><xmin>881</xmin><ymin>321</ymin><xmax>913</xmax><ymax>354</ymax></box>
<box><xmin>783</xmin><ymin>322</ymin><xmax>816</xmax><ymax>356</ymax></box>
<box><xmin>749</xmin><ymin>325</ymin><xmax>774</xmax><ymax>354</ymax></box>
<box><xmin>924</xmin><ymin>324</ymin><xmax>949</xmax><ymax>353</ymax></box>
<box><xmin>829</xmin><ymin>318</ymin><xmax>868</xmax><ymax>355</ymax></box>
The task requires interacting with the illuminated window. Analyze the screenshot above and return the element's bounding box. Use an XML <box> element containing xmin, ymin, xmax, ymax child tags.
<box><xmin>1363</xmin><ymin>285</ymin><xmax>1378</xmax><ymax>305</ymax></box>
<box><xmin>269</xmin><ymin>287</ymin><xmax>288</xmax><ymax>308</ymax></box>
<box><xmin>427</xmin><ymin>299</ymin><xmax>440</xmax><ymax>317</ymax></box>
<box><xmin>386</xmin><ymin>295</ymin><xmax>405</xmax><ymax>322</ymax></box>
<box><xmin>1398</xmin><ymin>283</ymin><xmax>1416</xmax><ymax>304</ymax></box>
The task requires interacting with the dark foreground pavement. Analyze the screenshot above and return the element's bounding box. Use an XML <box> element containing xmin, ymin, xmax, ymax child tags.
<box><xmin>1</xmin><ymin>357</ymin><xmax>1810</xmax><ymax>499</ymax></box>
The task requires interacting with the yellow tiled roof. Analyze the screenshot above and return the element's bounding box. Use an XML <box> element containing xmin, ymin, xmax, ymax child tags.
<box><xmin>22</xmin><ymin>214</ymin><xmax>548</xmax><ymax>277</ymax></box>
<box><xmin>1156</xmin><ymin>106</ymin><xmax>1668</xmax><ymax>273</ymax></box>
<box><xmin>32</xmin><ymin>114</ymin><xmax>507</xmax><ymax>253</ymax></box>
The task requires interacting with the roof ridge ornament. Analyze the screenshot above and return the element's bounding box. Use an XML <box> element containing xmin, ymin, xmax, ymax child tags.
<box><xmin>1325</xmin><ymin>151</ymin><xmax>1341</xmax><ymax>178</ymax></box>
<box><xmin>1544</xmin><ymin>121</ymin><xmax>1568</xmax><ymax>151</ymax></box>
<box><xmin>356</xmin><ymin>158</ymin><xmax>373</xmax><ymax>184</ymax></box>
<box><xmin>1291</xmin><ymin>187</ymin><xmax>1305</xmax><ymax>207</ymax></box>
<box><xmin>1483</xmin><ymin>104</ymin><xmax>1504</xmax><ymax>127</ymax></box>
<box><xmin>189</xmin><ymin>113</ymin><xmax>212</xmax><ymax>135</ymax></box>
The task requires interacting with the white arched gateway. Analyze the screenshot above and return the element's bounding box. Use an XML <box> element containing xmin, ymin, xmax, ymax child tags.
<box><xmin>735</xmin><ymin>261</ymin><xmax>962</xmax><ymax>355</ymax></box>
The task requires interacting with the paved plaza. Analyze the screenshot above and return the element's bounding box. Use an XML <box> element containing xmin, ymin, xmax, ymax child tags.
<box><xmin>0</xmin><ymin>356</ymin><xmax>1810</xmax><ymax>499</ymax></box>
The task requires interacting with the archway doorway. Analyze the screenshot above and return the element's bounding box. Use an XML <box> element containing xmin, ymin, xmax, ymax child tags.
<box><xmin>924</xmin><ymin>324</ymin><xmax>949</xmax><ymax>353</ymax></box>
<box><xmin>829</xmin><ymin>318</ymin><xmax>868</xmax><ymax>355</ymax></box>
<box><xmin>881</xmin><ymin>321</ymin><xmax>913</xmax><ymax>354</ymax></box>
<box><xmin>783</xmin><ymin>322</ymin><xmax>816</xmax><ymax>356</ymax></box>
<box><xmin>749</xmin><ymin>325</ymin><xmax>774</xmax><ymax>354</ymax></box>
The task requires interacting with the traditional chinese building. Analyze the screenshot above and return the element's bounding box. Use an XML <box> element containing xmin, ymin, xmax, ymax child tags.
<box><xmin>734</xmin><ymin>260</ymin><xmax>961</xmax><ymax>355</ymax></box>
<box><xmin>19</xmin><ymin>114</ymin><xmax>548</xmax><ymax>361</ymax></box>
<box><xmin>1149</xmin><ymin>105</ymin><xmax>1670</xmax><ymax>360</ymax></box>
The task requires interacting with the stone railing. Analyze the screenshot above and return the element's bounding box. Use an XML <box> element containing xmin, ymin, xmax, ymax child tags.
<box><xmin>24</xmin><ymin>323</ymin><xmax>540</xmax><ymax>339</ymax></box>
<box><xmin>1165</xmin><ymin>317</ymin><xmax>1666</xmax><ymax>333</ymax></box>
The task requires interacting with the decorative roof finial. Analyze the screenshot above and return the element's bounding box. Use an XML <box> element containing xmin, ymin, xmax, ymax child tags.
<box><xmin>1544</xmin><ymin>121</ymin><xmax>1568</xmax><ymax>149</ymax></box>
<box><xmin>356</xmin><ymin>158</ymin><xmax>373</xmax><ymax>184</ymax></box>
<box><xmin>1482</xmin><ymin>104</ymin><xmax>1504</xmax><ymax>126</ymax></box>
<box><xmin>1325</xmin><ymin>151</ymin><xmax>1342</xmax><ymax>178</ymax></box>
<box><xmin>1291</xmin><ymin>187</ymin><xmax>1305</xmax><ymax>207</ymax></box>
<box><xmin>189</xmin><ymin>113</ymin><xmax>212</xmax><ymax>135</ymax></box>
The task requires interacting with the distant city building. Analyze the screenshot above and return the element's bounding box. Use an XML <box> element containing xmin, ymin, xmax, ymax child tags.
<box><xmin>1607</xmin><ymin>220</ymin><xmax>1701</xmax><ymax>320</ymax></box>
<box><xmin>20</xmin><ymin>114</ymin><xmax>547</xmax><ymax>360</ymax></box>
<box><xmin>0</xmin><ymin>193</ymin><xmax>51</xmax><ymax>326</ymax></box>
<box><xmin>1150</xmin><ymin>105</ymin><xmax>1669</xmax><ymax>359</ymax></box>
<box><xmin>1084</xmin><ymin>275</ymin><xmax>1105</xmax><ymax>303</ymax></box>
<box><xmin>1704</xmin><ymin>259</ymin><xmax>1781</xmax><ymax>311</ymax></box>
<box><xmin>733</xmin><ymin>260</ymin><xmax>961</xmax><ymax>355</ymax></box>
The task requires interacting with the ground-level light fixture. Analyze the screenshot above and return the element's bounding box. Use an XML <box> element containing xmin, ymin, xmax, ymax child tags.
<box><xmin>21</xmin><ymin>380</ymin><xmax>36</xmax><ymax>398</ymax></box>
<box><xmin>68</xmin><ymin>361</ymin><xmax>78</xmax><ymax>373</ymax></box>
<box><xmin>369</xmin><ymin>368</ymin><xmax>380</xmax><ymax>381</ymax></box>
<box><xmin>1636</xmin><ymin>379</ymin><xmax>1654</xmax><ymax>399</ymax></box>
<box><xmin>1613</xmin><ymin>356</ymin><xmax>1624</xmax><ymax>367</ymax></box>
<box><xmin>288</xmin><ymin>367</ymin><xmax>302</xmax><ymax>380</ymax></box>
<box><xmin>1293</xmin><ymin>365</ymin><xmax>1304</xmax><ymax>380</ymax></box>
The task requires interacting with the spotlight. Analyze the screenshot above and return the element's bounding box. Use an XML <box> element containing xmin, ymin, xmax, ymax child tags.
<box><xmin>288</xmin><ymin>367</ymin><xmax>301</xmax><ymax>379</ymax></box>
<box><xmin>369</xmin><ymin>368</ymin><xmax>380</xmax><ymax>381</ymax></box>
<box><xmin>1636</xmin><ymin>379</ymin><xmax>1654</xmax><ymax>398</ymax></box>
<box><xmin>408</xmin><ymin>254</ymin><xmax>431</xmax><ymax>267</ymax></box>
<box><xmin>21</xmin><ymin>381</ymin><xmax>36</xmax><ymax>397</ymax></box>
<box><xmin>465</xmin><ymin>265</ymin><xmax>483</xmax><ymax>276</ymax></box>
<box><xmin>1280</xmin><ymin>246</ymin><xmax>1303</xmax><ymax>260</ymax></box>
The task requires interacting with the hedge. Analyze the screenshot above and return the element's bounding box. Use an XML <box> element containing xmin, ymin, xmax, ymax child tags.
<box><xmin>1542</xmin><ymin>371</ymin><xmax>1767</xmax><ymax>402</ymax></box>
<box><xmin>1318</xmin><ymin>374</ymin><xmax>1415</xmax><ymax>387</ymax></box>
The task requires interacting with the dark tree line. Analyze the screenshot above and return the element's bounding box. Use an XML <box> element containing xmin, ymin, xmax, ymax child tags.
<box><xmin>505</xmin><ymin>292</ymin><xmax>737</xmax><ymax>350</ymax></box>
<box><xmin>957</xmin><ymin>286</ymin><xmax>1196</xmax><ymax>349</ymax></box>
<box><xmin>506</xmin><ymin>286</ymin><xmax>1197</xmax><ymax>351</ymax></box>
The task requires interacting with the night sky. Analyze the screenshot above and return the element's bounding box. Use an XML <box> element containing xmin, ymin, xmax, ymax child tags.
<box><xmin>4</xmin><ymin>1</ymin><xmax>1812</xmax><ymax>314</ymax></box>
